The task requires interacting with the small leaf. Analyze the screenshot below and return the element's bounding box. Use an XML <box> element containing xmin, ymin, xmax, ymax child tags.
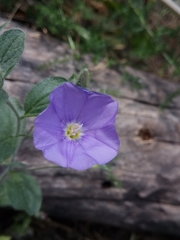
<box><xmin>0</xmin><ymin>89</ymin><xmax>8</xmax><ymax>109</ymax></box>
<box><xmin>0</xmin><ymin>22</ymin><xmax>9</xmax><ymax>31</ymax></box>
<box><xmin>0</xmin><ymin>29</ymin><xmax>25</xmax><ymax>87</ymax></box>
<box><xmin>5</xmin><ymin>172</ymin><xmax>42</xmax><ymax>216</ymax></box>
<box><xmin>68</xmin><ymin>73</ymin><xmax>78</xmax><ymax>84</ymax></box>
<box><xmin>77</xmin><ymin>68</ymin><xmax>90</xmax><ymax>88</ymax></box>
<box><xmin>24</xmin><ymin>76</ymin><xmax>67</xmax><ymax>117</ymax></box>
<box><xmin>74</xmin><ymin>25</ymin><xmax>90</xmax><ymax>40</ymax></box>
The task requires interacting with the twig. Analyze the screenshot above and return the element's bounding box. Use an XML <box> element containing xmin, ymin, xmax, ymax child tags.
<box><xmin>8</xmin><ymin>2</ymin><xmax>21</xmax><ymax>21</ymax></box>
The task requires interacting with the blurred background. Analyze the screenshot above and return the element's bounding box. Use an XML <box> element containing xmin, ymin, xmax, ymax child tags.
<box><xmin>0</xmin><ymin>0</ymin><xmax>180</xmax><ymax>81</ymax></box>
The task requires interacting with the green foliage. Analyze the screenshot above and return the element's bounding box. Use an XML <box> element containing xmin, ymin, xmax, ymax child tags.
<box><xmin>0</xmin><ymin>101</ymin><xmax>19</xmax><ymax>163</ymax></box>
<box><xmin>1</xmin><ymin>1</ymin><xmax>180</xmax><ymax>78</ymax></box>
<box><xmin>10</xmin><ymin>97</ymin><xmax>25</xmax><ymax>117</ymax></box>
<box><xmin>0</xmin><ymin>171</ymin><xmax>42</xmax><ymax>216</ymax></box>
<box><xmin>76</xmin><ymin>68</ymin><xmax>90</xmax><ymax>88</ymax></box>
<box><xmin>0</xmin><ymin>22</ymin><xmax>9</xmax><ymax>31</ymax></box>
<box><xmin>0</xmin><ymin>236</ymin><xmax>11</xmax><ymax>240</ymax></box>
<box><xmin>35</xmin><ymin>0</ymin><xmax>72</xmax><ymax>36</ymax></box>
<box><xmin>3</xmin><ymin>213</ymin><xmax>31</xmax><ymax>237</ymax></box>
<box><xmin>37</xmin><ymin>57</ymin><xmax>69</xmax><ymax>70</ymax></box>
<box><xmin>0</xmin><ymin>25</ymin><xmax>72</xmax><ymax>217</ymax></box>
<box><xmin>26</xmin><ymin>0</ymin><xmax>180</xmax><ymax>79</ymax></box>
<box><xmin>0</xmin><ymin>89</ymin><xmax>8</xmax><ymax>109</ymax></box>
<box><xmin>0</xmin><ymin>0</ymin><xmax>14</xmax><ymax>12</ymax></box>
<box><xmin>0</xmin><ymin>97</ymin><xmax>26</xmax><ymax>163</ymax></box>
<box><xmin>121</xmin><ymin>72</ymin><xmax>143</xmax><ymax>90</ymax></box>
<box><xmin>0</xmin><ymin>29</ymin><xmax>25</xmax><ymax>87</ymax></box>
<box><xmin>160</xmin><ymin>89</ymin><xmax>180</xmax><ymax>110</ymax></box>
<box><xmin>129</xmin><ymin>31</ymin><xmax>155</xmax><ymax>59</ymax></box>
<box><xmin>9</xmin><ymin>97</ymin><xmax>26</xmax><ymax>147</ymax></box>
<box><xmin>0</xmin><ymin>26</ymin><xmax>44</xmax><ymax>216</ymax></box>
<box><xmin>24</xmin><ymin>76</ymin><xmax>67</xmax><ymax>117</ymax></box>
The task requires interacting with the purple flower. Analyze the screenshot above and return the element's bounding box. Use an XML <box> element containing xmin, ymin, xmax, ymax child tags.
<box><xmin>33</xmin><ymin>82</ymin><xmax>120</xmax><ymax>170</ymax></box>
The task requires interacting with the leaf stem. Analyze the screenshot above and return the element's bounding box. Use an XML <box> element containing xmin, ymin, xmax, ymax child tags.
<box><xmin>28</xmin><ymin>165</ymin><xmax>62</xmax><ymax>171</ymax></box>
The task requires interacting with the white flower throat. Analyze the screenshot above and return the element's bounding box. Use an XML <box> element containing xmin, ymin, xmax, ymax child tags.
<box><xmin>65</xmin><ymin>123</ymin><xmax>83</xmax><ymax>140</ymax></box>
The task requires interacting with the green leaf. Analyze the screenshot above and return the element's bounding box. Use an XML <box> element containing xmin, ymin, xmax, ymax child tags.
<box><xmin>74</xmin><ymin>25</ymin><xmax>90</xmax><ymax>40</ymax></box>
<box><xmin>77</xmin><ymin>68</ymin><xmax>90</xmax><ymax>88</ymax></box>
<box><xmin>8</xmin><ymin>97</ymin><xmax>26</xmax><ymax>146</ymax></box>
<box><xmin>9</xmin><ymin>97</ymin><xmax>25</xmax><ymax>117</ymax></box>
<box><xmin>0</xmin><ymin>29</ymin><xmax>25</xmax><ymax>87</ymax></box>
<box><xmin>68</xmin><ymin>73</ymin><xmax>78</xmax><ymax>84</ymax></box>
<box><xmin>3</xmin><ymin>161</ymin><xmax>27</xmax><ymax>170</ymax></box>
<box><xmin>0</xmin><ymin>236</ymin><xmax>11</xmax><ymax>240</ymax></box>
<box><xmin>0</xmin><ymin>22</ymin><xmax>9</xmax><ymax>31</ymax></box>
<box><xmin>0</xmin><ymin>89</ymin><xmax>8</xmax><ymax>109</ymax></box>
<box><xmin>0</xmin><ymin>98</ymin><xmax>25</xmax><ymax>163</ymax></box>
<box><xmin>4</xmin><ymin>213</ymin><xmax>31</xmax><ymax>237</ymax></box>
<box><xmin>24</xmin><ymin>76</ymin><xmax>67</xmax><ymax>117</ymax></box>
<box><xmin>0</xmin><ymin>103</ymin><xmax>18</xmax><ymax>163</ymax></box>
<box><xmin>4</xmin><ymin>172</ymin><xmax>42</xmax><ymax>216</ymax></box>
<box><xmin>0</xmin><ymin>182</ymin><xmax>11</xmax><ymax>206</ymax></box>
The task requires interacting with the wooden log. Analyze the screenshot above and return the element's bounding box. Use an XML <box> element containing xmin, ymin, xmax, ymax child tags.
<box><xmin>1</xmin><ymin>18</ymin><xmax>180</xmax><ymax>236</ymax></box>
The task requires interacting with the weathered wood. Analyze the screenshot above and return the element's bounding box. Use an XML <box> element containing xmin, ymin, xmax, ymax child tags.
<box><xmin>1</xmin><ymin>18</ymin><xmax>180</xmax><ymax>236</ymax></box>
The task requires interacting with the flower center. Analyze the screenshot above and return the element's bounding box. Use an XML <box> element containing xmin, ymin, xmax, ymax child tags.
<box><xmin>65</xmin><ymin>123</ymin><xmax>83</xmax><ymax>140</ymax></box>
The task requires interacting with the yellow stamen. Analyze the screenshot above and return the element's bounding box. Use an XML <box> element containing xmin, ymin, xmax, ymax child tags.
<box><xmin>65</xmin><ymin>123</ymin><xmax>83</xmax><ymax>140</ymax></box>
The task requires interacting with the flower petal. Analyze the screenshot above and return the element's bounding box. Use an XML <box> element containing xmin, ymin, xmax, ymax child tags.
<box><xmin>80</xmin><ymin>125</ymin><xmax>119</xmax><ymax>165</ymax></box>
<box><xmin>43</xmin><ymin>142</ymin><xmax>67</xmax><ymax>167</ymax></box>
<box><xmin>77</xmin><ymin>92</ymin><xmax>118</xmax><ymax>129</ymax></box>
<box><xmin>68</xmin><ymin>143</ymin><xmax>97</xmax><ymax>170</ymax></box>
<box><xmin>50</xmin><ymin>82</ymin><xmax>87</xmax><ymax>123</ymax></box>
<box><xmin>33</xmin><ymin>126</ymin><xmax>61</xmax><ymax>150</ymax></box>
<box><xmin>34</xmin><ymin>103</ymin><xmax>65</xmax><ymax>149</ymax></box>
<box><xmin>35</xmin><ymin>103</ymin><xmax>65</xmax><ymax>134</ymax></box>
<box><xmin>42</xmin><ymin>140</ymin><xmax>97</xmax><ymax>170</ymax></box>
